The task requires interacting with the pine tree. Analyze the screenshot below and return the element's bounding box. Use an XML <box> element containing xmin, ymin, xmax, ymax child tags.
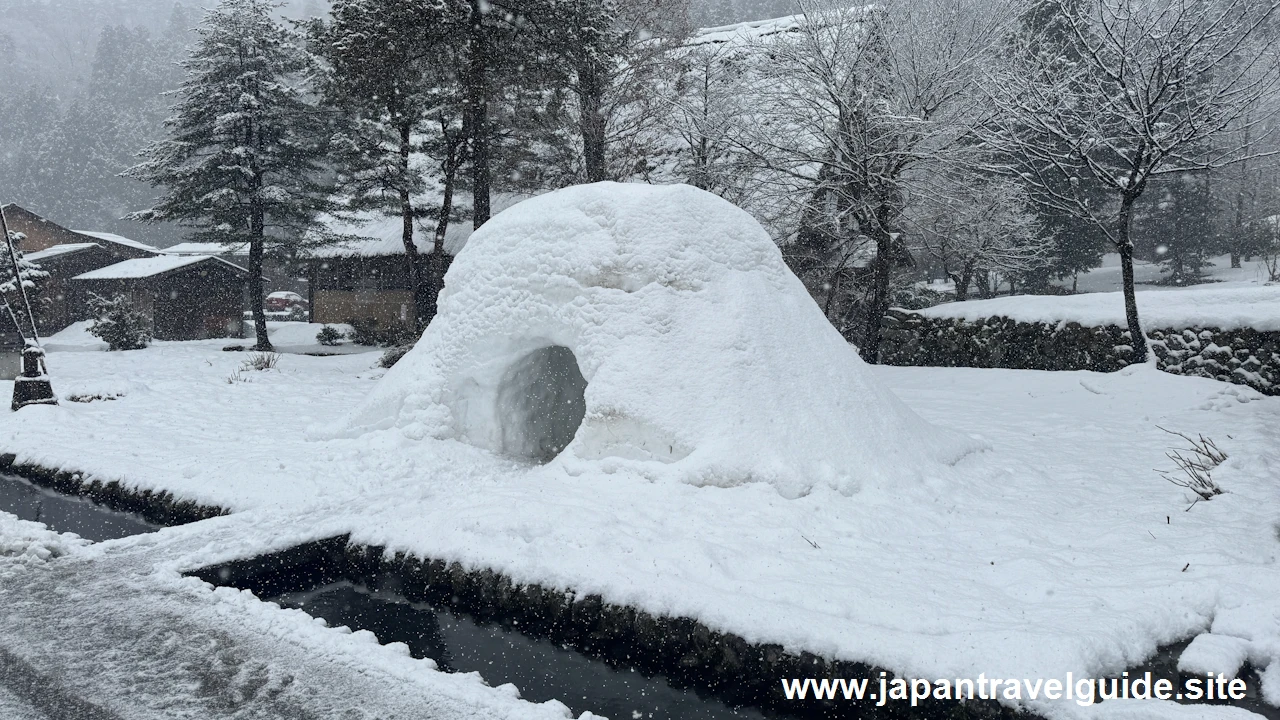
<box><xmin>86</xmin><ymin>293</ymin><xmax>153</xmax><ymax>351</ymax></box>
<box><xmin>314</xmin><ymin>0</ymin><xmax>468</xmax><ymax>330</ymax></box>
<box><xmin>457</xmin><ymin>0</ymin><xmax>624</xmax><ymax>225</ymax></box>
<box><xmin>1136</xmin><ymin>172</ymin><xmax>1219</xmax><ymax>285</ymax></box>
<box><xmin>127</xmin><ymin>0</ymin><xmax>334</xmax><ymax>351</ymax></box>
<box><xmin>1004</xmin><ymin>0</ymin><xmax>1108</xmax><ymax>292</ymax></box>
<box><xmin>0</xmin><ymin>225</ymin><xmax>48</xmax><ymax>342</ymax></box>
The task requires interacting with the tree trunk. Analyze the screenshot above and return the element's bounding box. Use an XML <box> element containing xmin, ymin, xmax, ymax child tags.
<box><xmin>248</xmin><ymin>203</ymin><xmax>272</xmax><ymax>352</ymax></box>
<box><xmin>1232</xmin><ymin>120</ymin><xmax>1251</xmax><ymax>269</ymax></box>
<box><xmin>1116</xmin><ymin>194</ymin><xmax>1148</xmax><ymax>363</ymax></box>
<box><xmin>975</xmin><ymin>269</ymin><xmax>993</xmax><ymax>299</ymax></box>
<box><xmin>425</xmin><ymin>134</ymin><xmax>463</xmax><ymax>326</ymax></box>
<box><xmin>860</xmin><ymin>226</ymin><xmax>893</xmax><ymax>364</ymax></box>
<box><xmin>466</xmin><ymin>0</ymin><xmax>491</xmax><ymax>229</ymax></box>
<box><xmin>952</xmin><ymin>263</ymin><xmax>974</xmax><ymax>302</ymax></box>
<box><xmin>397</xmin><ymin>125</ymin><xmax>427</xmax><ymax>332</ymax></box>
<box><xmin>822</xmin><ymin>272</ymin><xmax>841</xmax><ymax>321</ymax></box>
<box><xmin>578</xmin><ymin>56</ymin><xmax>608</xmax><ymax>183</ymax></box>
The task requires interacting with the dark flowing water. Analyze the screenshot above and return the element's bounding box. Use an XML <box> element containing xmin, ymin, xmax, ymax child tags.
<box><xmin>0</xmin><ymin>473</ymin><xmax>160</xmax><ymax>541</ymax></box>
<box><xmin>272</xmin><ymin>580</ymin><xmax>771</xmax><ymax>720</ymax></box>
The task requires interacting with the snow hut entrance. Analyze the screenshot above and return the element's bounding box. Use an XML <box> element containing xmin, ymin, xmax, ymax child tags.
<box><xmin>496</xmin><ymin>345</ymin><xmax>587</xmax><ymax>463</ymax></box>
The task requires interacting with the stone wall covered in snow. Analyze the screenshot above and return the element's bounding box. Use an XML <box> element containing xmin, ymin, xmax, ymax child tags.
<box><xmin>879</xmin><ymin>309</ymin><xmax>1280</xmax><ymax>395</ymax></box>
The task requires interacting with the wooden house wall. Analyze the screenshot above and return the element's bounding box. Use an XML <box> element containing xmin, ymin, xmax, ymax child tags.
<box><xmin>29</xmin><ymin>246</ymin><xmax>120</xmax><ymax>335</ymax></box>
<box><xmin>308</xmin><ymin>253</ymin><xmax>450</xmax><ymax>329</ymax></box>
<box><xmin>75</xmin><ymin>264</ymin><xmax>247</xmax><ymax>341</ymax></box>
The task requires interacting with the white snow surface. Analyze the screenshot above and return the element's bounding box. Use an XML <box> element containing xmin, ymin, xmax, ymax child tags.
<box><xmin>73</xmin><ymin>254</ymin><xmax>248</xmax><ymax>280</ymax></box>
<box><xmin>0</xmin><ymin>514</ymin><xmax>87</xmax><ymax>568</ymax></box>
<box><xmin>312</xmin><ymin>192</ymin><xmax>528</xmax><ymax>258</ymax></box>
<box><xmin>917</xmin><ymin>284</ymin><xmax>1280</xmax><ymax>331</ymax></box>
<box><xmin>1055</xmin><ymin>254</ymin><xmax>1276</xmax><ymax>295</ymax></box>
<box><xmin>2</xmin><ymin>338</ymin><xmax>1279</xmax><ymax>718</ymax></box>
<box><xmin>335</xmin><ymin>182</ymin><xmax>979</xmax><ymax>498</ymax></box>
<box><xmin>68</xmin><ymin>230</ymin><xmax>160</xmax><ymax>254</ymax></box>
<box><xmin>23</xmin><ymin>243</ymin><xmax>100</xmax><ymax>264</ymax></box>
<box><xmin>162</xmin><ymin>241</ymin><xmax>249</xmax><ymax>256</ymax></box>
<box><xmin>1178</xmin><ymin>634</ymin><xmax>1252</xmax><ymax>680</ymax></box>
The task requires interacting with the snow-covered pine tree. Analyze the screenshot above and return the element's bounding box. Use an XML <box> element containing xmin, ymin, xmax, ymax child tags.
<box><xmin>86</xmin><ymin>293</ymin><xmax>153</xmax><ymax>351</ymax></box>
<box><xmin>457</xmin><ymin>0</ymin><xmax>627</xmax><ymax>225</ymax></box>
<box><xmin>127</xmin><ymin>0</ymin><xmax>334</xmax><ymax>351</ymax></box>
<box><xmin>313</xmin><ymin>0</ymin><xmax>468</xmax><ymax>330</ymax></box>
<box><xmin>1000</xmin><ymin>0</ymin><xmax>1108</xmax><ymax>293</ymax></box>
<box><xmin>0</xmin><ymin>222</ymin><xmax>47</xmax><ymax>343</ymax></box>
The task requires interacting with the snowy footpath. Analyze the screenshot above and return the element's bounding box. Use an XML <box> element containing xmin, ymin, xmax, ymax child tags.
<box><xmin>1</xmin><ymin>342</ymin><xmax>1277</xmax><ymax>719</ymax></box>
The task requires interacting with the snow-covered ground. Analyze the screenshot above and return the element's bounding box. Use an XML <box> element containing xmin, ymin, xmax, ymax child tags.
<box><xmin>918</xmin><ymin>283</ymin><xmax>1280</xmax><ymax>330</ymax></box>
<box><xmin>1060</xmin><ymin>254</ymin><xmax>1275</xmax><ymax>295</ymax></box>
<box><xmin>6</xmin><ymin>187</ymin><xmax>1278</xmax><ymax>718</ymax></box>
<box><xmin>44</xmin><ymin>320</ymin><xmax>370</xmax><ymax>356</ymax></box>
<box><xmin>2</xmin><ymin>341</ymin><xmax>1278</xmax><ymax>719</ymax></box>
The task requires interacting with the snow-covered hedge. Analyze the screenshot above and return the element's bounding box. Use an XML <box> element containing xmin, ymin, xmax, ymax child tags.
<box><xmin>879</xmin><ymin>310</ymin><xmax>1280</xmax><ymax>395</ymax></box>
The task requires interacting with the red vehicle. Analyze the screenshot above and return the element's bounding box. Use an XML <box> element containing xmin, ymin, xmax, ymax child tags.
<box><xmin>265</xmin><ymin>291</ymin><xmax>307</xmax><ymax>312</ymax></box>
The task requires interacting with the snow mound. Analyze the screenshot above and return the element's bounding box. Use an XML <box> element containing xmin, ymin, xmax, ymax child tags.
<box><xmin>336</xmin><ymin>182</ymin><xmax>979</xmax><ymax>497</ymax></box>
<box><xmin>1177</xmin><ymin>634</ymin><xmax>1251</xmax><ymax>679</ymax></box>
<box><xmin>0</xmin><ymin>512</ymin><xmax>88</xmax><ymax>572</ymax></box>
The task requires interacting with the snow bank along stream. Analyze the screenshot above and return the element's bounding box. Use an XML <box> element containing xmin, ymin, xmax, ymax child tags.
<box><xmin>189</xmin><ymin>535</ymin><xmax>1032</xmax><ymax>720</ymax></box>
<box><xmin>4</xmin><ymin>182</ymin><xmax>1280</xmax><ymax>719</ymax></box>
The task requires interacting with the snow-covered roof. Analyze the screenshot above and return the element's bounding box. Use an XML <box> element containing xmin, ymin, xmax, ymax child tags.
<box><xmin>71</xmin><ymin>230</ymin><xmax>161</xmax><ymax>254</ymax></box>
<box><xmin>163</xmin><ymin>242</ymin><xmax>250</xmax><ymax>256</ymax></box>
<box><xmin>24</xmin><ymin>242</ymin><xmax>101</xmax><ymax>263</ymax></box>
<box><xmin>72</xmin><ymin>255</ymin><xmax>249</xmax><ymax>281</ymax></box>
<box><xmin>686</xmin><ymin>14</ymin><xmax>803</xmax><ymax>46</ymax></box>
<box><xmin>311</xmin><ymin>193</ymin><xmax>530</xmax><ymax>259</ymax></box>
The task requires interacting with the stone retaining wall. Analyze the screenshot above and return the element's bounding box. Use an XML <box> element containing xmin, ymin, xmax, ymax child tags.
<box><xmin>0</xmin><ymin>454</ymin><xmax>226</xmax><ymax>526</ymax></box>
<box><xmin>879</xmin><ymin>310</ymin><xmax>1280</xmax><ymax>395</ymax></box>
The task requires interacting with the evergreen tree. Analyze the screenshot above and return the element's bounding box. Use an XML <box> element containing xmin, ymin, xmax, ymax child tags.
<box><xmin>86</xmin><ymin>293</ymin><xmax>153</xmax><ymax>351</ymax></box>
<box><xmin>1004</xmin><ymin>0</ymin><xmax>1107</xmax><ymax>292</ymax></box>
<box><xmin>0</xmin><ymin>224</ymin><xmax>48</xmax><ymax>342</ymax></box>
<box><xmin>1135</xmin><ymin>172</ymin><xmax>1219</xmax><ymax>285</ymax></box>
<box><xmin>457</xmin><ymin>0</ymin><xmax>624</xmax><ymax>225</ymax></box>
<box><xmin>313</xmin><ymin>0</ymin><xmax>467</xmax><ymax>330</ymax></box>
<box><xmin>127</xmin><ymin>0</ymin><xmax>334</xmax><ymax>351</ymax></box>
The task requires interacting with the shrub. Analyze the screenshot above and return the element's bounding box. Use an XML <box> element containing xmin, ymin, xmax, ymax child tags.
<box><xmin>87</xmin><ymin>293</ymin><xmax>152</xmax><ymax>351</ymax></box>
<box><xmin>379</xmin><ymin>345</ymin><xmax>412</xmax><ymax>368</ymax></box>
<box><xmin>345</xmin><ymin>317</ymin><xmax>419</xmax><ymax>347</ymax></box>
<box><xmin>316</xmin><ymin>326</ymin><xmax>343</xmax><ymax>346</ymax></box>
<box><xmin>345</xmin><ymin>317</ymin><xmax>382</xmax><ymax>346</ymax></box>
<box><xmin>243</xmin><ymin>351</ymin><xmax>281</xmax><ymax>371</ymax></box>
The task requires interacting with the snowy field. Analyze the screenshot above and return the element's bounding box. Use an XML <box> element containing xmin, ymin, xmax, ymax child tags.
<box><xmin>4</xmin><ymin>186</ymin><xmax>1279</xmax><ymax>720</ymax></box>
<box><xmin>44</xmin><ymin>320</ymin><xmax>369</xmax><ymax>356</ymax></box>
<box><xmin>919</xmin><ymin>283</ymin><xmax>1280</xmax><ymax>330</ymax></box>
<box><xmin>1060</xmin><ymin>254</ymin><xmax>1276</xmax><ymax>295</ymax></box>
<box><xmin>1</xmin><ymin>336</ymin><xmax>1277</xmax><ymax>719</ymax></box>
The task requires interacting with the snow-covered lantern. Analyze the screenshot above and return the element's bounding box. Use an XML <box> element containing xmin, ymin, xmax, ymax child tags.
<box><xmin>332</xmin><ymin>183</ymin><xmax>978</xmax><ymax>497</ymax></box>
